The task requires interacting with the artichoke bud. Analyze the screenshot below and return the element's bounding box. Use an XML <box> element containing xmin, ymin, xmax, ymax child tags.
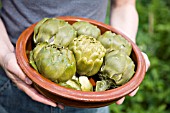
<box><xmin>100</xmin><ymin>50</ymin><xmax>135</xmax><ymax>85</ymax></box>
<box><xmin>33</xmin><ymin>18</ymin><xmax>77</xmax><ymax>47</ymax></box>
<box><xmin>69</xmin><ymin>35</ymin><xmax>106</xmax><ymax>76</ymax></box>
<box><xmin>30</xmin><ymin>43</ymin><xmax>76</xmax><ymax>83</ymax></box>
<box><xmin>97</xmin><ymin>31</ymin><xmax>132</xmax><ymax>55</ymax></box>
<box><xmin>72</xmin><ymin>21</ymin><xmax>101</xmax><ymax>39</ymax></box>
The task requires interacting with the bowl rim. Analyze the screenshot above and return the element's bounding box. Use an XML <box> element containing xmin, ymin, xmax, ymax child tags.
<box><xmin>16</xmin><ymin>16</ymin><xmax>146</xmax><ymax>102</ymax></box>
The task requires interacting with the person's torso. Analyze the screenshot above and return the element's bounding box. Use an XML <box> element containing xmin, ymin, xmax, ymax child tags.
<box><xmin>0</xmin><ymin>0</ymin><xmax>108</xmax><ymax>44</ymax></box>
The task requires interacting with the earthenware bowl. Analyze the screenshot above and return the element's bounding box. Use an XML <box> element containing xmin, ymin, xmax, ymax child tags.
<box><xmin>16</xmin><ymin>16</ymin><xmax>146</xmax><ymax>108</ymax></box>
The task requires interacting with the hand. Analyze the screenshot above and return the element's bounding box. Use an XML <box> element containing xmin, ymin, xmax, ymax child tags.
<box><xmin>1</xmin><ymin>51</ymin><xmax>64</xmax><ymax>109</ymax></box>
<box><xmin>115</xmin><ymin>52</ymin><xmax>150</xmax><ymax>105</ymax></box>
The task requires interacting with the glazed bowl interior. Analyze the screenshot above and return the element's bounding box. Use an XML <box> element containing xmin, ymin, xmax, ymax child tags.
<box><xmin>16</xmin><ymin>16</ymin><xmax>146</xmax><ymax>108</ymax></box>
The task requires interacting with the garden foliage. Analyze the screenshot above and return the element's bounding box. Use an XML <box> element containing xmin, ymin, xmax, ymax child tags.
<box><xmin>109</xmin><ymin>0</ymin><xmax>170</xmax><ymax>113</ymax></box>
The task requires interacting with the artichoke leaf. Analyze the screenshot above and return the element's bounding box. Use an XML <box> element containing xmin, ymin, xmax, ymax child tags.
<box><xmin>79</xmin><ymin>76</ymin><xmax>93</xmax><ymax>91</ymax></box>
<box><xmin>29</xmin><ymin>51</ymin><xmax>38</xmax><ymax>71</ymax></box>
<box><xmin>95</xmin><ymin>80</ymin><xmax>109</xmax><ymax>92</ymax></box>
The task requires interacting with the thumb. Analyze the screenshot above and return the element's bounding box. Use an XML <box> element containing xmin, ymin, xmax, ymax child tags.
<box><xmin>141</xmin><ymin>52</ymin><xmax>150</xmax><ymax>71</ymax></box>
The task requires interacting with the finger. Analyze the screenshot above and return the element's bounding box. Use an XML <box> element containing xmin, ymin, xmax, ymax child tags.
<box><xmin>14</xmin><ymin>77</ymin><xmax>57</xmax><ymax>107</ymax></box>
<box><xmin>116</xmin><ymin>97</ymin><xmax>125</xmax><ymax>105</ymax></box>
<box><xmin>4</xmin><ymin>53</ymin><xmax>64</xmax><ymax>109</ymax></box>
<box><xmin>129</xmin><ymin>87</ymin><xmax>139</xmax><ymax>97</ymax></box>
<box><xmin>58</xmin><ymin>103</ymin><xmax>65</xmax><ymax>110</ymax></box>
<box><xmin>4</xmin><ymin>53</ymin><xmax>32</xmax><ymax>85</ymax></box>
<box><xmin>141</xmin><ymin>52</ymin><xmax>150</xmax><ymax>71</ymax></box>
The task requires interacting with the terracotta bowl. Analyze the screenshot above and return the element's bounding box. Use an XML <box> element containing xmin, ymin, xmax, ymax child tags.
<box><xmin>16</xmin><ymin>16</ymin><xmax>146</xmax><ymax>108</ymax></box>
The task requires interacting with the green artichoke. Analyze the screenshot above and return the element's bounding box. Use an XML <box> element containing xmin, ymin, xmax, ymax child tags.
<box><xmin>33</xmin><ymin>18</ymin><xmax>77</xmax><ymax>47</ymax></box>
<box><xmin>72</xmin><ymin>21</ymin><xmax>101</xmax><ymax>39</ymax></box>
<box><xmin>97</xmin><ymin>31</ymin><xmax>132</xmax><ymax>55</ymax></box>
<box><xmin>99</xmin><ymin>50</ymin><xmax>135</xmax><ymax>86</ymax></box>
<box><xmin>29</xmin><ymin>43</ymin><xmax>76</xmax><ymax>83</ymax></box>
<box><xmin>69</xmin><ymin>35</ymin><xmax>106</xmax><ymax>76</ymax></box>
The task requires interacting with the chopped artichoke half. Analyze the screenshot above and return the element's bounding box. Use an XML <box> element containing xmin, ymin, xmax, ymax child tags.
<box><xmin>59</xmin><ymin>75</ymin><xmax>93</xmax><ymax>91</ymax></box>
<box><xmin>79</xmin><ymin>76</ymin><xmax>93</xmax><ymax>91</ymax></box>
<box><xmin>59</xmin><ymin>79</ymin><xmax>81</xmax><ymax>90</ymax></box>
<box><xmin>95</xmin><ymin>80</ymin><xmax>109</xmax><ymax>92</ymax></box>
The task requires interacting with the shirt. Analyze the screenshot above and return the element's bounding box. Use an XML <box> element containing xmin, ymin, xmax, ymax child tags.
<box><xmin>0</xmin><ymin>0</ymin><xmax>108</xmax><ymax>44</ymax></box>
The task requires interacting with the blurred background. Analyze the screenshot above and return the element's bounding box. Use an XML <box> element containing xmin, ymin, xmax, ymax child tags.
<box><xmin>106</xmin><ymin>0</ymin><xmax>170</xmax><ymax>113</ymax></box>
<box><xmin>0</xmin><ymin>0</ymin><xmax>170</xmax><ymax>113</ymax></box>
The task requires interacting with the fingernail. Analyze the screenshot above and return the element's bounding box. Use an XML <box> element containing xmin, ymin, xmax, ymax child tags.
<box><xmin>25</xmin><ymin>77</ymin><xmax>32</xmax><ymax>84</ymax></box>
<box><xmin>51</xmin><ymin>103</ymin><xmax>57</xmax><ymax>107</ymax></box>
<box><xmin>58</xmin><ymin>104</ymin><xmax>64</xmax><ymax>109</ymax></box>
<box><xmin>116</xmin><ymin>97</ymin><xmax>125</xmax><ymax>105</ymax></box>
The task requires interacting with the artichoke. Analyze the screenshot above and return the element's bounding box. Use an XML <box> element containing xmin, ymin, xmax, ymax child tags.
<box><xmin>29</xmin><ymin>43</ymin><xmax>76</xmax><ymax>83</ymax></box>
<box><xmin>72</xmin><ymin>21</ymin><xmax>101</xmax><ymax>39</ymax></box>
<box><xmin>97</xmin><ymin>31</ymin><xmax>132</xmax><ymax>55</ymax></box>
<box><xmin>33</xmin><ymin>18</ymin><xmax>77</xmax><ymax>47</ymax></box>
<box><xmin>99</xmin><ymin>50</ymin><xmax>135</xmax><ymax>86</ymax></box>
<box><xmin>69</xmin><ymin>35</ymin><xmax>106</xmax><ymax>76</ymax></box>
